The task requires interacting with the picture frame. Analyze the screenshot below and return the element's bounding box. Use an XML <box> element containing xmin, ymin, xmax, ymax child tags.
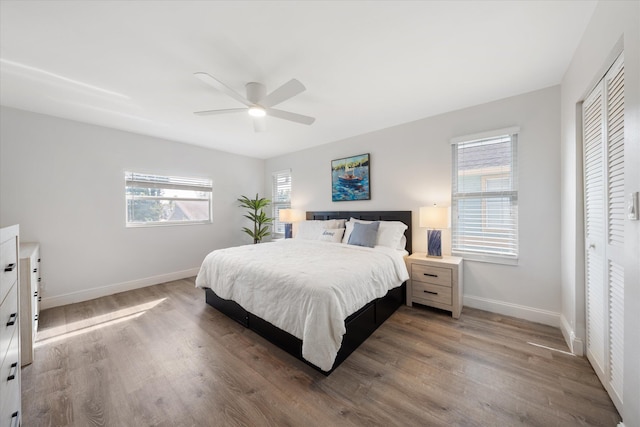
<box><xmin>331</xmin><ymin>153</ymin><xmax>371</xmax><ymax>202</ymax></box>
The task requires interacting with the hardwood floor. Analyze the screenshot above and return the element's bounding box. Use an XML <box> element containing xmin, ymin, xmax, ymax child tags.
<box><xmin>22</xmin><ymin>278</ymin><xmax>621</xmax><ymax>426</ymax></box>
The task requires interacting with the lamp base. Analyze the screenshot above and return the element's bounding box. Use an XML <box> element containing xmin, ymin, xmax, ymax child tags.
<box><xmin>284</xmin><ymin>223</ymin><xmax>292</xmax><ymax>239</ymax></box>
<box><xmin>427</xmin><ymin>229</ymin><xmax>442</xmax><ymax>258</ymax></box>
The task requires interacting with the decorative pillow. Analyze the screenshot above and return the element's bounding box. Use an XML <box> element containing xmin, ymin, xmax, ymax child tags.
<box><xmin>342</xmin><ymin>217</ymin><xmax>408</xmax><ymax>250</ymax></box>
<box><xmin>295</xmin><ymin>220</ymin><xmax>345</xmax><ymax>240</ymax></box>
<box><xmin>347</xmin><ymin>222</ymin><xmax>380</xmax><ymax>248</ymax></box>
<box><xmin>317</xmin><ymin>228</ymin><xmax>345</xmax><ymax>243</ymax></box>
<box><xmin>332</xmin><ymin>219</ymin><xmax>347</xmax><ymax>229</ymax></box>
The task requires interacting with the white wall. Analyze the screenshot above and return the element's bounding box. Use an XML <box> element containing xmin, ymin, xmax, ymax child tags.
<box><xmin>265</xmin><ymin>86</ymin><xmax>562</xmax><ymax>326</ymax></box>
<box><xmin>0</xmin><ymin>107</ymin><xmax>263</xmax><ymax>308</ymax></box>
<box><xmin>560</xmin><ymin>1</ymin><xmax>640</xmax><ymax>425</ymax></box>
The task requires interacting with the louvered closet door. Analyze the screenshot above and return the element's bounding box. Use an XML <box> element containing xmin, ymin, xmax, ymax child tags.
<box><xmin>604</xmin><ymin>53</ymin><xmax>624</xmax><ymax>410</ymax></box>
<box><xmin>584</xmin><ymin>79</ymin><xmax>606</xmax><ymax>377</ymax></box>
<box><xmin>583</xmin><ymin>52</ymin><xmax>624</xmax><ymax>414</ymax></box>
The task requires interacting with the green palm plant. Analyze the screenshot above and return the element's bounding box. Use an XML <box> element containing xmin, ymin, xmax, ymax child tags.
<box><xmin>238</xmin><ymin>193</ymin><xmax>273</xmax><ymax>243</ymax></box>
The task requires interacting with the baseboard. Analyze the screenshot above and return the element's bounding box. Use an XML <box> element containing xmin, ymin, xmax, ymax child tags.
<box><xmin>40</xmin><ymin>268</ymin><xmax>199</xmax><ymax>310</ymax></box>
<box><xmin>560</xmin><ymin>314</ymin><xmax>585</xmax><ymax>356</ymax></box>
<box><xmin>463</xmin><ymin>295</ymin><xmax>560</xmax><ymax>327</ymax></box>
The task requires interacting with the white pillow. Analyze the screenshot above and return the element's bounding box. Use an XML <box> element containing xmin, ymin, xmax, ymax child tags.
<box><xmin>295</xmin><ymin>220</ymin><xmax>346</xmax><ymax>240</ymax></box>
<box><xmin>317</xmin><ymin>228</ymin><xmax>345</xmax><ymax>243</ymax></box>
<box><xmin>342</xmin><ymin>218</ymin><xmax>408</xmax><ymax>250</ymax></box>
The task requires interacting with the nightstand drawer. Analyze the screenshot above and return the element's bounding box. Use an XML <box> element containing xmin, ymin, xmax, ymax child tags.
<box><xmin>412</xmin><ymin>281</ymin><xmax>452</xmax><ymax>306</ymax></box>
<box><xmin>411</xmin><ymin>264</ymin><xmax>452</xmax><ymax>287</ymax></box>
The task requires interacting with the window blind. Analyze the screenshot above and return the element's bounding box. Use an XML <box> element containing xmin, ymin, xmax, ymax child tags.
<box><xmin>272</xmin><ymin>169</ymin><xmax>291</xmax><ymax>236</ymax></box>
<box><xmin>451</xmin><ymin>130</ymin><xmax>518</xmax><ymax>262</ymax></box>
<box><xmin>125</xmin><ymin>172</ymin><xmax>212</xmax><ymax>192</ymax></box>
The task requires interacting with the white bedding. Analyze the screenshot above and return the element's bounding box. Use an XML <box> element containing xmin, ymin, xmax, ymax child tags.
<box><xmin>195</xmin><ymin>239</ymin><xmax>409</xmax><ymax>371</ymax></box>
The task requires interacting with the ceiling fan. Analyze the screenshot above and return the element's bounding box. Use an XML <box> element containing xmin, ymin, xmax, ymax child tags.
<box><xmin>193</xmin><ymin>72</ymin><xmax>315</xmax><ymax>132</ymax></box>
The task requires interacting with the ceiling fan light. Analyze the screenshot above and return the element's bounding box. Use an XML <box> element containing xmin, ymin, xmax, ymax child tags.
<box><xmin>248</xmin><ymin>106</ymin><xmax>266</xmax><ymax>117</ymax></box>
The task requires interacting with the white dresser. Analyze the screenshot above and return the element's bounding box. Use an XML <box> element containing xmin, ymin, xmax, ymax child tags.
<box><xmin>20</xmin><ymin>243</ymin><xmax>40</xmax><ymax>366</ymax></box>
<box><xmin>1</xmin><ymin>225</ymin><xmax>21</xmax><ymax>427</ymax></box>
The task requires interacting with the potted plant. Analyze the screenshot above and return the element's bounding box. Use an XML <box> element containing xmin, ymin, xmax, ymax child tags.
<box><xmin>238</xmin><ymin>193</ymin><xmax>273</xmax><ymax>243</ymax></box>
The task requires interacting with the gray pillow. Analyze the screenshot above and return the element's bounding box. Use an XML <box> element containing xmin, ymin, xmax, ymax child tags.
<box><xmin>347</xmin><ymin>221</ymin><xmax>380</xmax><ymax>248</ymax></box>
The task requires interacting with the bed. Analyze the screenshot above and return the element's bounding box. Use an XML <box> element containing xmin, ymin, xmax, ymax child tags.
<box><xmin>195</xmin><ymin>210</ymin><xmax>412</xmax><ymax>374</ymax></box>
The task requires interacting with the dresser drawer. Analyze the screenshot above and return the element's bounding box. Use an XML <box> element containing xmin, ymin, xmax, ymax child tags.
<box><xmin>1</xmin><ymin>238</ymin><xmax>18</xmax><ymax>304</ymax></box>
<box><xmin>411</xmin><ymin>264</ymin><xmax>452</xmax><ymax>287</ymax></box>
<box><xmin>0</xmin><ymin>284</ymin><xmax>18</xmax><ymax>360</ymax></box>
<box><xmin>412</xmin><ymin>281</ymin><xmax>452</xmax><ymax>306</ymax></box>
<box><xmin>0</xmin><ymin>335</ymin><xmax>20</xmax><ymax>427</ymax></box>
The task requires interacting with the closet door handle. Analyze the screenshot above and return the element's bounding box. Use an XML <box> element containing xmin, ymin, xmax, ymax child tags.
<box><xmin>7</xmin><ymin>362</ymin><xmax>18</xmax><ymax>381</ymax></box>
<box><xmin>6</xmin><ymin>312</ymin><xmax>17</xmax><ymax>326</ymax></box>
<box><xmin>4</xmin><ymin>263</ymin><xmax>16</xmax><ymax>272</ymax></box>
<box><xmin>33</xmin><ymin>268</ymin><xmax>37</xmax><ymax>273</ymax></box>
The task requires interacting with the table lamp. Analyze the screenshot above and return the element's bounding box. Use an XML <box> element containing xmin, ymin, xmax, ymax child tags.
<box><xmin>419</xmin><ymin>205</ymin><xmax>449</xmax><ymax>258</ymax></box>
<box><xmin>278</xmin><ymin>209</ymin><xmax>304</xmax><ymax>238</ymax></box>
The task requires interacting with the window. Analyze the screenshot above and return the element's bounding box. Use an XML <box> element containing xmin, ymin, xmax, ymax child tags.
<box><xmin>451</xmin><ymin>128</ymin><xmax>519</xmax><ymax>263</ymax></box>
<box><xmin>125</xmin><ymin>172</ymin><xmax>212</xmax><ymax>227</ymax></box>
<box><xmin>271</xmin><ymin>169</ymin><xmax>291</xmax><ymax>237</ymax></box>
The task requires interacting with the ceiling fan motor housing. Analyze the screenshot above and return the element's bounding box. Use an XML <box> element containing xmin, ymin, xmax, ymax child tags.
<box><xmin>246</xmin><ymin>82</ymin><xmax>266</xmax><ymax>104</ymax></box>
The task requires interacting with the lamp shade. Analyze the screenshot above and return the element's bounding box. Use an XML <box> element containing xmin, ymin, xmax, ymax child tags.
<box><xmin>419</xmin><ymin>206</ymin><xmax>449</xmax><ymax>229</ymax></box>
<box><xmin>279</xmin><ymin>208</ymin><xmax>305</xmax><ymax>223</ymax></box>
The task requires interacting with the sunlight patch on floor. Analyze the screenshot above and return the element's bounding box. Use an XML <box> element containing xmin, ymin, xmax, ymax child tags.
<box><xmin>527</xmin><ymin>341</ymin><xmax>575</xmax><ymax>356</ymax></box>
<box><xmin>35</xmin><ymin>298</ymin><xmax>167</xmax><ymax>347</ymax></box>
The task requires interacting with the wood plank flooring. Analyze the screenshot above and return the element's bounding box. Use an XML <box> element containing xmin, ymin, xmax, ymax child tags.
<box><xmin>21</xmin><ymin>278</ymin><xmax>621</xmax><ymax>426</ymax></box>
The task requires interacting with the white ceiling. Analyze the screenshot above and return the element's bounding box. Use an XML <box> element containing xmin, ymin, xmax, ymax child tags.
<box><xmin>0</xmin><ymin>1</ymin><xmax>596</xmax><ymax>159</ymax></box>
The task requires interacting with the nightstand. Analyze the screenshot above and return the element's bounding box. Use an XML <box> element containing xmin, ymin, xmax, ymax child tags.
<box><xmin>405</xmin><ymin>253</ymin><xmax>463</xmax><ymax>318</ymax></box>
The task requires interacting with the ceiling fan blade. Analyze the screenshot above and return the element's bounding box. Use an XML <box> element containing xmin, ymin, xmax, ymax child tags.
<box><xmin>194</xmin><ymin>108</ymin><xmax>247</xmax><ymax>116</ymax></box>
<box><xmin>266</xmin><ymin>108</ymin><xmax>315</xmax><ymax>125</ymax></box>
<box><xmin>252</xmin><ymin>116</ymin><xmax>266</xmax><ymax>132</ymax></box>
<box><xmin>260</xmin><ymin>79</ymin><xmax>306</xmax><ymax>108</ymax></box>
<box><xmin>194</xmin><ymin>72</ymin><xmax>252</xmax><ymax>107</ymax></box>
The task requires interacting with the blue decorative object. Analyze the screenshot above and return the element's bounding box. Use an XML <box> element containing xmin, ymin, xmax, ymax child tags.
<box><xmin>284</xmin><ymin>223</ymin><xmax>292</xmax><ymax>239</ymax></box>
<box><xmin>427</xmin><ymin>229</ymin><xmax>442</xmax><ymax>257</ymax></box>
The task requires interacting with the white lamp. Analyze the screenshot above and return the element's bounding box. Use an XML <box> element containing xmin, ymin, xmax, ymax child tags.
<box><xmin>279</xmin><ymin>209</ymin><xmax>304</xmax><ymax>238</ymax></box>
<box><xmin>419</xmin><ymin>205</ymin><xmax>449</xmax><ymax>258</ymax></box>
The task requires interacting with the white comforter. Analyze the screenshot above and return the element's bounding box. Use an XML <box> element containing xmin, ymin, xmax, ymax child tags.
<box><xmin>195</xmin><ymin>239</ymin><xmax>409</xmax><ymax>371</ymax></box>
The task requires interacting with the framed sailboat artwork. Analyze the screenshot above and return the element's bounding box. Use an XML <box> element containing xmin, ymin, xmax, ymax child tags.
<box><xmin>331</xmin><ymin>153</ymin><xmax>371</xmax><ymax>202</ymax></box>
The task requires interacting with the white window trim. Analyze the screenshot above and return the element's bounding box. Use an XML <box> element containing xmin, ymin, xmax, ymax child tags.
<box><xmin>125</xmin><ymin>171</ymin><xmax>213</xmax><ymax>227</ymax></box>
<box><xmin>451</xmin><ymin>129</ymin><xmax>519</xmax><ymax>265</ymax></box>
<box><xmin>272</xmin><ymin>169</ymin><xmax>292</xmax><ymax>238</ymax></box>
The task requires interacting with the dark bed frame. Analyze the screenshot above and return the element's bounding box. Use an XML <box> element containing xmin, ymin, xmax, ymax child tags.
<box><xmin>204</xmin><ymin>210</ymin><xmax>412</xmax><ymax>374</ymax></box>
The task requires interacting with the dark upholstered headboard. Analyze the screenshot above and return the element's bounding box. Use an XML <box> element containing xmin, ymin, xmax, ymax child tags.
<box><xmin>306</xmin><ymin>210</ymin><xmax>412</xmax><ymax>254</ymax></box>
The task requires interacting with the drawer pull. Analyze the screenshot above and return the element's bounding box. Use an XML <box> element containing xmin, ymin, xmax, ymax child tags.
<box><xmin>423</xmin><ymin>290</ymin><xmax>438</xmax><ymax>295</ymax></box>
<box><xmin>11</xmin><ymin>411</ymin><xmax>19</xmax><ymax>427</ymax></box>
<box><xmin>38</xmin><ymin>296</ymin><xmax>42</xmax><ymax>302</ymax></box>
<box><xmin>38</xmin><ymin>277</ymin><xmax>42</xmax><ymax>282</ymax></box>
<box><xmin>6</xmin><ymin>312</ymin><xmax>17</xmax><ymax>326</ymax></box>
<box><xmin>33</xmin><ymin>268</ymin><xmax>38</xmax><ymax>273</ymax></box>
<box><xmin>423</xmin><ymin>273</ymin><xmax>438</xmax><ymax>278</ymax></box>
<box><xmin>7</xmin><ymin>362</ymin><xmax>18</xmax><ymax>381</ymax></box>
<box><xmin>4</xmin><ymin>263</ymin><xmax>16</xmax><ymax>272</ymax></box>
